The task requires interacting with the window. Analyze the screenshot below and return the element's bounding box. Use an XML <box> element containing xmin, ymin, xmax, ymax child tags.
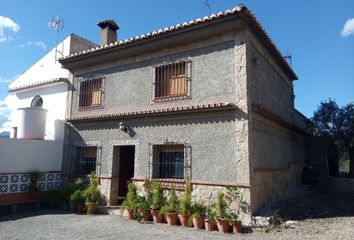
<box><xmin>153</xmin><ymin>144</ymin><xmax>184</xmax><ymax>179</ymax></box>
<box><xmin>79</xmin><ymin>78</ymin><xmax>102</xmax><ymax>108</ymax></box>
<box><xmin>155</xmin><ymin>61</ymin><xmax>187</xmax><ymax>99</ymax></box>
<box><xmin>71</xmin><ymin>146</ymin><xmax>97</xmax><ymax>178</ymax></box>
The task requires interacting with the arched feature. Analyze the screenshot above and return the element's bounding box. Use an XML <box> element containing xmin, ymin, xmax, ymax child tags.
<box><xmin>31</xmin><ymin>95</ymin><xmax>43</xmax><ymax>107</ymax></box>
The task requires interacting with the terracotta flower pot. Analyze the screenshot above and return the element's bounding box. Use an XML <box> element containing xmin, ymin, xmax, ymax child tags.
<box><xmin>127</xmin><ymin>209</ymin><xmax>135</xmax><ymax>220</ymax></box>
<box><xmin>215</xmin><ymin>217</ymin><xmax>230</xmax><ymax>233</ymax></box>
<box><xmin>204</xmin><ymin>220</ymin><xmax>215</xmax><ymax>231</ymax></box>
<box><xmin>86</xmin><ymin>202</ymin><xmax>97</xmax><ymax>214</ymax></box>
<box><xmin>166</xmin><ymin>212</ymin><xmax>178</xmax><ymax>226</ymax></box>
<box><xmin>139</xmin><ymin>209</ymin><xmax>151</xmax><ymax>221</ymax></box>
<box><xmin>151</xmin><ymin>209</ymin><xmax>163</xmax><ymax>223</ymax></box>
<box><xmin>179</xmin><ymin>214</ymin><xmax>190</xmax><ymax>227</ymax></box>
<box><xmin>232</xmin><ymin>221</ymin><xmax>242</xmax><ymax>234</ymax></box>
<box><xmin>192</xmin><ymin>216</ymin><xmax>204</xmax><ymax>229</ymax></box>
<box><xmin>76</xmin><ymin>203</ymin><xmax>85</xmax><ymax>213</ymax></box>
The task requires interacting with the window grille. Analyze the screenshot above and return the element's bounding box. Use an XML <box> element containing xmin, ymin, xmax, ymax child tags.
<box><xmin>152</xmin><ymin>144</ymin><xmax>184</xmax><ymax>179</ymax></box>
<box><xmin>71</xmin><ymin>146</ymin><xmax>97</xmax><ymax>178</ymax></box>
<box><xmin>79</xmin><ymin>78</ymin><xmax>102</xmax><ymax>108</ymax></box>
<box><xmin>155</xmin><ymin>61</ymin><xmax>187</xmax><ymax>99</ymax></box>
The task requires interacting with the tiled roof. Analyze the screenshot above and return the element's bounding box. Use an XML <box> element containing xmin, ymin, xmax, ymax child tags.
<box><xmin>60</xmin><ymin>4</ymin><xmax>297</xmax><ymax>80</ymax></box>
<box><xmin>8</xmin><ymin>78</ymin><xmax>68</xmax><ymax>92</ymax></box>
<box><xmin>67</xmin><ymin>102</ymin><xmax>235</xmax><ymax>122</ymax></box>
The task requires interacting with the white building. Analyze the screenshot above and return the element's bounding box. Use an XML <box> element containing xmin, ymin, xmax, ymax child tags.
<box><xmin>8</xmin><ymin>34</ymin><xmax>96</xmax><ymax>140</ymax></box>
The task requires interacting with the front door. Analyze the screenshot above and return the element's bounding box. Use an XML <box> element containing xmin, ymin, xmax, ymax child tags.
<box><xmin>117</xmin><ymin>146</ymin><xmax>135</xmax><ymax>203</ymax></box>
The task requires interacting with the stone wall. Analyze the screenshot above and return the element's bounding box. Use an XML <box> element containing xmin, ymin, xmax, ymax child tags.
<box><xmin>250</xmin><ymin>164</ymin><xmax>303</xmax><ymax>213</ymax></box>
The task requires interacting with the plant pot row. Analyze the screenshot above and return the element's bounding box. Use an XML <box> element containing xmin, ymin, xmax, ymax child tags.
<box><xmin>126</xmin><ymin>209</ymin><xmax>242</xmax><ymax>233</ymax></box>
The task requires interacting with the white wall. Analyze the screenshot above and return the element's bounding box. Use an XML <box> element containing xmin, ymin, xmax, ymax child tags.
<box><xmin>0</xmin><ymin>138</ymin><xmax>62</xmax><ymax>173</ymax></box>
<box><xmin>12</xmin><ymin>83</ymin><xmax>67</xmax><ymax>140</ymax></box>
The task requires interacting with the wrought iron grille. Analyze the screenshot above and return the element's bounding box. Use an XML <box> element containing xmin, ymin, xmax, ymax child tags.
<box><xmin>71</xmin><ymin>146</ymin><xmax>97</xmax><ymax>178</ymax></box>
<box><xmin>155</xmin><ymin>61</ymin><xmax>187</xmax><ymax>99</ymax></box>
<box><xmin>79</xmin><ymin>78</ymin><xmax>102</xmax><ymax>108</ymax></box>
<box><xmin>152</xmin><ymin>144</ymin><xmax>184</xmax><ymax>179</ymax></box>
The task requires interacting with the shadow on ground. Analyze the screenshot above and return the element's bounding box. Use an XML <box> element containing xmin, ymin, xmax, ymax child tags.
<box><xmin>0</xmin><ymin>209</ymin><xmax>73</xmax><ymax>223</ymax></box>
<box><xmin>263</xmin><ymin>187</ymin><xmax>354</xmax><ymax>221</ymax></box>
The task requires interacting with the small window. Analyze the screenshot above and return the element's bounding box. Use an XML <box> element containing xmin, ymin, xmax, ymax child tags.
<box><xmin>153</xmin><ymin>144</ymin><xmax>184</xmax><ymax>179</ymax></box>
<box><xmin>71</xmin><ymin>146</ymin><xmax>97</xmax><ymax>178</ymax></box>
<box><xmin>79</xmin><ymin>78</ymin><xmax>102</xmax><ymax>108</ymax></box>
<box><xmin>155</xmin><ymin>61</ymin><xmax>187</xmax><ymax>99</ymax></box>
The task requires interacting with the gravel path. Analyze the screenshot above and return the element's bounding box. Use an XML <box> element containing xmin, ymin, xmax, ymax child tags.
<box><xmin>0</xmin><ymin>209</ymin><xmax>353</xmax><ymax>240</ymax></box>
<box><xmin>1</xmin><ymin>188</ymin><xmax>354</xmax><ymax>240</ymax></box>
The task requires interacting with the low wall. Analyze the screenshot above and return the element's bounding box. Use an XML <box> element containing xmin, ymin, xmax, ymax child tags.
<box><xmin>0</xmin><ymin>138</ymin><xmax>63</xmax><ymax>173</ymax></box>
<box><xmin>250</xmin><ymin>163</ymin><xmax>303</xmax><ymax>214</ymax></box>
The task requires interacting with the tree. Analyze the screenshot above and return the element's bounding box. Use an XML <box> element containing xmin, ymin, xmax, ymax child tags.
<box><xmin>337</xmin><ymin>103</ymin><xmax>354</xmax><ymax>176</ymax></box>
<box><xmin>312</xmin><ymin>99</ymin><xmax>354</xmax><ymax>177</ymax></box>
<box><xmin>312</xmin><ymin>99</ymin><xmax>341</xmax><ymax>176</ymax></box>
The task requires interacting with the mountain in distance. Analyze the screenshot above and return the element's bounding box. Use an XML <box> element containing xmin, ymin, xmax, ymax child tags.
<box><xmin>0</xmin><ymin>131</ymin><xmax>10</xmax><ymax>138</ymax></box>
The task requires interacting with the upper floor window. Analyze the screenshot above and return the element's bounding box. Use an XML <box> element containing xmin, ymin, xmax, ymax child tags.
<box><xmin>79</xmin><ymin>78</ymin><xmax>102</xmax><ymax>108</ymax></box>
<box><xmin>154</xmin><ymin>61</ymin><xmax>187</xmax><ymax>100</ymax></box>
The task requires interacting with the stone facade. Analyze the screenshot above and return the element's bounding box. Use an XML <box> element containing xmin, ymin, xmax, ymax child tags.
<box><xmin>60</xmin><ymin>5</ymin><xmax>308</xmax><ymax>219</ymax></box>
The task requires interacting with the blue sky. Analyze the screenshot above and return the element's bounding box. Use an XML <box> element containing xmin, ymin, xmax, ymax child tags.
<box><xmin>0</xmin><ymin>0</ymin><xmax>353</xmax><ymax>131</ymax></box>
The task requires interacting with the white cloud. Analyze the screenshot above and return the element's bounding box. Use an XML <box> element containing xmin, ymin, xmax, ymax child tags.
<box><xmin>0</xmin><ymin>16</ymin><xmax>20</xmax><ymax>43</ymax></box>
<box><xmin>341</xmin><ymin>18</ymin><xmax>354</xmax><ymax>37</ymax></box>
<box><xmin>0</xmin><ymin>94</ymin><xmax>18</xmax><ymax>133</ymax></box>
<box><xmin>19</xmin><ymin>40</ymin><xmax>47</xmax><ymax>49</ymax></box>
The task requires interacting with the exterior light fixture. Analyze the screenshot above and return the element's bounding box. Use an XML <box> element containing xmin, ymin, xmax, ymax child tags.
<box><xmin>118</xmin><ymin>122</ymin><xmax>128</xmax><ymax>133</ymax></box>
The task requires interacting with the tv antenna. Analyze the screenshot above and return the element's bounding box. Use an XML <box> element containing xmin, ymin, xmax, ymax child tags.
<box><xmin>203</xmin><ymin>0</ymin><xmax>214</xmax><ymax>15</ymax></box>
<box><xmin>283</xmin><ymin>50</ymin><xmax>292</xmax><ymax>68</ymax></box>
<box><xmin>48</xmin><ymin>15</ymin><xmax>64</xmax><ymax>62</ymax></box>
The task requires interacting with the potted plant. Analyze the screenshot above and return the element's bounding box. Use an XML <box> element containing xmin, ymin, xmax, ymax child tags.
<box><xmin>28</xmin><ymin>183</ymin><xmax>40</xmax><ymax>200</ymax></box>
<box><xmin>151</xmin><ymin>181</ymin><xmax>166</xmax><ymax>223</ymax></box>
<box><xmin>69</xmin><ymin>178</ymin><xmax>84</xmax><ymax>212</ymax></box>
<box><xmin>215</xmin><ymin>192</ymin><xmax>230</xmax><ymax>233</ymax></box>
<box><xmin>137</xmin><ymin>195</ymin><xmax>151</xmax><ymax>222</ymax></box>
<box><xmin>84</xmin><ymin>173</ymin><xmax>100</xmax><ymax>214</ymax></box>
<box><xmin>205</xmin><ymin>204</ymin><xmax>216</xmax><ymax>231</ymax></box>
<box><xmin>191</xmin><ymin>200</ymin><xmax>206</xmax><ymax>230</ymax></box>
<box><xmin>120</xmin><ymin>181</ymin><xmax>138</xmax><ymax>219</ymax></box>
<box><xmin>161</xmin><ymin>187</ymin><xmax>179</xmax><ymax>226</ymax></box>
<box><xmin>28</xmin><ymin>170</ymin><xmax>41</xmax><ymax>184</ymax></box>
<box><xmin>225</xmin><ymin>187</ymin><xmax>249</xmax><ymax>234</ymax></box>
<box><xmin>70</xmin><ymin>189</ymin><xmax>86</xmax><ymax>213</ymax></box>
<box><xmin>178</xmin><ymin>180</ymin><xmax>192</xmax><ymax>227</ymax></box>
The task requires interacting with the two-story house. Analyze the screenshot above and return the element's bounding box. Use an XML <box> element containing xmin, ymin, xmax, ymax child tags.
<box><xmin>59</xmin><ymin>4</ymin><xmax>309</xmax><ymax>216</ymax></box>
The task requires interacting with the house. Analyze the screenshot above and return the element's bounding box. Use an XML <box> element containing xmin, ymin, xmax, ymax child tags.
<box><xmin>0</xmin><ymin>35</ymin><xmax>95</xmax><ymax>206</ymax></box>
<box><xmin>59</xmin><ymin>4</ymin><xmax>309</xmax><ymax>217</ymax></box>
<box><xmin>8</xmin><ymin>34</ymin><xmax>96</xmax><ymax>141</ymax></box>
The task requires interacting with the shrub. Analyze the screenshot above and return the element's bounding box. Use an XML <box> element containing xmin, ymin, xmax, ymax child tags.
<box><xmin>120</xmin><ymin>182</ymin><xmax>138</xmax><ymax>216</ymax></box>
<box><xmin>215</xmin><ymin>192</ymin><xmax>227</xmax><ymax>218</ymax></box>
<box><xmin>192</xmin><ymin>200</ymin><xmax>206</xmax><ymax>218</ymax></box>
<box><xmin>84</xmin><ymin>173</ymin><xmax>100</xmax><ymax>203</ymax></box>
<box><xmin>152</xmin><ymin>181</ymin><xmax>166</xmax><ymax>210</ymax></box>
<box><xmin>161</xmin><ymin>187</ymin><xmax>179</xmax><ymax>214</ymax></box>
<box><xmin>179</xmin><ymin>180</ymin><xmax>192</xmax><ymax>215</ymax></box>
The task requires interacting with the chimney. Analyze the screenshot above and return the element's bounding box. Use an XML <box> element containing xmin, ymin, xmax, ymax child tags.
<box><xmin>97</xmin><ymin>19</ymin><xmax>119</xmax><ymax>46</ymax></box>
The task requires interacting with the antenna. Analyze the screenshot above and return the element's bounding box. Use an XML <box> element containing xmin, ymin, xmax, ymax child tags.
<box><xmin>283</xmin><ymin>50</ymin><xmax>292</xmax><ymax>68</ymax></box>
<box><xmin>48</xmin><ymin>15</ymin><xmax>64</xmax><ymax>62</ymax></box>
<box><xmin>202</xmin><ymin>0</ymin><xmax>214</xmax><ymax>15</ymax></box>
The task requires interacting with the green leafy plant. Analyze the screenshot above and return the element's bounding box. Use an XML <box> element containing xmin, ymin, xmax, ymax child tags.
<box><xmin>191</xmin><ymin>200</ymin><xmax>206</xmax><ymax>218</ymax></box>
<box><xmin>179</xmin><ymin>180</ymin><xmax>192</xmax><ymax>215</ymax></box>
<box><xmin>137</xmin><ymin>195</ymin><xmax>150</xmax><ymax>211</ymax></box>
<box><xmin>224</xmin><ymin>186</ymin><xmax>249</xmax><ymax>222</ymax></box>
<box><xmin>84</xmin><ymin>173</ymin><xmax>100</xmax><ymax>203</ymax></box>
<box><xmin>70</xmin><ymin>189</ymin><xmax>85</xmax><ymax>205</ymax></box>
<box><xmin>206</xmin><ymin>204</ymin><xmax>216</xmax><ymax>223</ymax></box>
<box><xmin>215</xmin><ymin>192</ymin><xmax>227</xmax><ymax>218</ymax></box>
<box><xmin>143</xmin><ymin>179</ymin><xmax>154</xmax><ymax>208</ymax></box>
<box><xmin>151</xmin><ymin>181</ymin><xmax>166</xmax><ymax>210</ymax></box>
<box><xmin>161</xmin><ymin>187</ymin><xmax>179</xmax><ymax>214</ymax></box>
<box><xmin>74</xmin><ymin>178</ymin><xmax>84</xmax><ymax>190</ymax></box>
<box><xmin>28</xmin><ymin>170</ymin><xmax>42</xmax><ymax>183</ymax></box>
<box><xmin>120</xmin><ymin>182</ymin><xmax>138</xmax><ymax>216</ymax></box>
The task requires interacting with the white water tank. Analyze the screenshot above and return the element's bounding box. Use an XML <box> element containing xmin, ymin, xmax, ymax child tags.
<box><xmin>17</xmin><ymin>107</ymin><xmax>48</xmax><ymax>139</ymax></box>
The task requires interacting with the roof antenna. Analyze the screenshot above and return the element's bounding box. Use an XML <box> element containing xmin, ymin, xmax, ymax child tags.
<box><xmin>203</xmin><ymin>0</ymin><xmax>214</xmax><ymax>15</ymax></box>
<box><xmin>48</xmin><ymin>14</ymin><xmax>64</xmax><ymax>63</ymax></box>
<box><xmin>283</xmin><ymin>50</ymin><xmax>292</xmax><ymax>68</ymax></box>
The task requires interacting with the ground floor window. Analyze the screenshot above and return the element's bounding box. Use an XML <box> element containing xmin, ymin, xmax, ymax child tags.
<box><xmin>153</xmin><ymin>144</ymin><xmax>184</xmax><ymax>179</ymax></box>
<box><xmin>71</xmin><ymin>146</ymin><xmax>97</xmax><ymax>178</ymax></box>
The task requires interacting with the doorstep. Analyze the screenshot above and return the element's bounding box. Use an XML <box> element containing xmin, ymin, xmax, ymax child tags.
<box><xmin>97</xmin><ymin>205</ymin><xmax>122</xmax><ymax>216</ymax></box>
